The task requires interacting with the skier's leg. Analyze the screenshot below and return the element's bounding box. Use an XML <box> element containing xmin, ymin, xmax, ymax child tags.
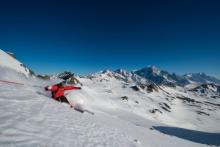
<box><xmin>60</xmin><ymin>96</ymin><xmax>75</xmax><ymax>108</ymax></box>
<box><xmin>60</xmin><ymin>96</ymin><xmax>70</xmax><ymax>104</ymax></box>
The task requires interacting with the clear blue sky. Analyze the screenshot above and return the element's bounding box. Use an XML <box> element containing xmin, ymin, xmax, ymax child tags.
<box><xmin>0</xmin><ymin>0</ymin><xmax>219</xmax><ymax>78</ymax></box>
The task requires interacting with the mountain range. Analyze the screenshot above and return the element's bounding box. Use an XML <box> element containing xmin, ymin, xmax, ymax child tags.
<box><xmin>0</xmin><ymin>49</ymin><xmax>220</xmax><ymax>147</ymax></box>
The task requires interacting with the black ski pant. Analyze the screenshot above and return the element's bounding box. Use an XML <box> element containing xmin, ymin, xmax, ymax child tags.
<box><xmin>58</xmin><ymin>96</ymin><xmax>70</xmax><ymax>104</ymax></box>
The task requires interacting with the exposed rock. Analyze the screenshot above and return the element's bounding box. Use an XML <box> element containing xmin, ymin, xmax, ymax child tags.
<box><xmin>135</xmin><ymin>100</ymin><xmax>139</xmax><ymax>104</ymax></box>
<box><xmin>176</xmin><ymin>96</ymin><xmax>196</xmax><ymax>103</ymax></box>
<box><xmin>139</xmin><ymin>84</ymin><xmax>145</xmax><ymax>90</ymax></box>
<box><xmin>149</xmin><ymin>109</ymin><xmax>162</xmax><ymax>114</ymax></box>
<box><xmin>161</xmin><ymin>106</ymin><xmax>171</xmax><ymax>112</ymax></box>
<box><xmin>37</xmin><ymin>75</ymin><xmax>50</xmax><ymax>80</ymax></box>
<box><xmin>147</xmin><ymin>83</ymin><xmax>159</xmax><ymax>92</ymax></box>
<box><xmin>196</xmin><ymin>111</ymin><xmax>210</xmax><ymax>116</ymax></box>
<box><xmin>204</xmin><ymin>101</ymin><xmax>220</xmax><ymax>107</ymax></box>
<box><xmin>58</xmin><ymin>71</ymin><xmax>74</xmax><ymax>80</ymax></box>
<box><xmin>6</xmin><ymin>52</ymin><xmax>16</xmax><ymax>59</ymax></box>
<box><xmin>130</xmin><ymin>86</ymin><xmax>140</xmax><ymax>91</ymax></box>
<box><xmin>159</xmin><ymin>103</ymin><xmax>171</xmax><ymax>112</ymax></box>
<box><xmin>121</xmin><ymin>96</ymin><xmax>128</xmax><ymax>101</ymax></box>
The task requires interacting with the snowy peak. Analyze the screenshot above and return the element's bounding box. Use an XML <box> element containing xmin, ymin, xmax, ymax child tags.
<box><xmin>184</xmin><ymin>73</ymin><xmax>220</xmax><ymax>85</ymax></box>
<box><xmin>134</xmin><ymin>66</ymin><xmax>177</xmax><ymax>86</ymax></box>
<box><xmin>0</xmin><ymin>49</ymin><xmax>30</xmax><ymax>76</ymax></box>
<box><xmin>91</xmin><ymin>66</ymin><xmax>220</xmax><ymax>91</ymax></box>
<box><xmin>88</xmin><ymin>68</ymin><xmax>164</xmax><ymax>94</ymax></box>
<box><xmin>114</xmin><ymin>68</ymin><xmax>133</xmax><ymax>80</ymax></box>
<box><xmin>115</xmin><ymin>68</ymin><xmax>130</xmax><ymax>76</ymax></box>
<box><xmin>86</xmin><ymin>69</ymin><xmax>115</xmax><ymax>81</ymax></box>
<box><xmin>101</xmin><ymin>69</ymin><xmax>114</xmax><ymax>76</ymax></box>
<box><xmin>114</xmin><ymin>68</ymin><xmax>150</xmax><ymax>84</ymax></box>
<box><xmin>147</xmin><ymin>65</ymin><xmax>161</xmax><ymax>75</ymax></box>
<box><xmin>87</xmin><ymin>68</ymin><xmax>151</xmax><ymax>87</ymax></box>
<box><xmin>135</xmin><ymin>65</ymin><xmax>161</xmax><ymax>76</ymax></box>
<box><xmin>135</xmin><ymin>66</ymin><xmax>220</xmax><ymax>87</ymax></box>
<box><xmin>189</xmin><ymin>83</ymin><xmax>220</xmax><ymax>97</ymax></box>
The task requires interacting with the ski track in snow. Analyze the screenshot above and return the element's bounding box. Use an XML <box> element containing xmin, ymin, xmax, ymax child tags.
<box><xmin>0</xmin><ymin>51</ymin><xmax>220</xmax><ymax>147</ymax></box>
<box><xmin>1</xmin><ymin>82</ymin><xmax>218</xmax><ymax>147</ymax></box>
<box><xmin>0</xmin><ymin>84</ymin><xmax>137</xmax><ymax>147</ymax></box>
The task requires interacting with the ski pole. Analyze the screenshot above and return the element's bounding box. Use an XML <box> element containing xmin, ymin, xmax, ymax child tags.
<box><xmin>0</xmin><ymin>80</ymin><xmax>24</xmax><ymax>85</ymax></box>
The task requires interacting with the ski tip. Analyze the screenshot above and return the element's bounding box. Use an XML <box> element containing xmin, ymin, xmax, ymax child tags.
<box><xmin>84</xmin><ymin>110</ymin><xmax>95</xmax><ymax>115</ymax></box>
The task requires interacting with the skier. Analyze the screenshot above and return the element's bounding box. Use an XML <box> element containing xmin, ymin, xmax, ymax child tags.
<box><xmin>45</xmin><ymin>82</ymin><xmax>81</xmax><ymax>107</ymax></box>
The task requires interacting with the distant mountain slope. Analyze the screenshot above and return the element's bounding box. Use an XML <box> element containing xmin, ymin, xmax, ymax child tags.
<box><xmin>134</xmin><ymin>66</ymin><xmax>190</xmax><ymax>86</ymax></box>
<box><xmin>135</xmin><ymin>65</ymin><xmax>220</xmax><ymax>87</ymax></box>
<box><xmin>189</xmin><ymin>83</ymin><xmax>220</xmax><ymax>98</ymax></box>
<box><xmin>184</xmin><ymin>73</ymin><xmax>220</xmax><ymax>85</ymax></box>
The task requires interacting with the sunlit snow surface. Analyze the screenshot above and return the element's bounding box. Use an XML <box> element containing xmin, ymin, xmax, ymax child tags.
<box><xmin>0</xmin><ymin>48</ymin><xmax>220</xmax><ymax>147</ymax></box>
<box><xmin>0</xmin><ymin>67</ymin><xmax>220</xmax><ymax>147</ymax></box>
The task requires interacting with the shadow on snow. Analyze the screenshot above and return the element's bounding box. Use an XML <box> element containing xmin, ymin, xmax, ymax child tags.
<box><xmin>153</xmin><ymin>126</ymin><xmax>220</xmax><ymax>146</ymax></box>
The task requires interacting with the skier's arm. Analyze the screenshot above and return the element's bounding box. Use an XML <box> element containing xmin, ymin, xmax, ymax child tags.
<box><xmin>64</xmin><ymin>86</ymin><xmax>81</xmax><ymax>90</ymax></box>
<box><xmin>45</xmin><ymin>86</ymin><xmax>57</xmax><ymax>92</ymax></box>
<box><xmin>45</xmin><ymin>86</ymin><xmax>52</xmax><ymax>91</ymax></box>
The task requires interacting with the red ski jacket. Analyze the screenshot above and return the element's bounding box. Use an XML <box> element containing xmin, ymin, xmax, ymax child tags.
<box><xmin>47</xmin><ymin>85</ymin><xmax>81</xmax><ymax>100</ymax></box>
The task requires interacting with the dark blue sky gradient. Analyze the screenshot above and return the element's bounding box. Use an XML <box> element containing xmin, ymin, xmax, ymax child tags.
<box><xmin>0</xmin><ymin>0</ymin><xmax>219</xmax><ymax>77</ymax></box>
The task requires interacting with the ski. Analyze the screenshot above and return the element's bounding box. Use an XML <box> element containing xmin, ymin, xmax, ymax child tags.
<box><xmin>0</xmin><ymin>80</ymin><xmax>24</xmax><ymax>85</ymax></box>
<box><xmin>73</xmin><ymin>107</ymin><xmax>85</xmax><ymax>113</ymax></box>
<box><xmin>83</xmin><ymin>109</ymin><xmax>95</xmax><ymax>115</ymax></box>
<box><xmin>71</xmin><ymin>106</ymin><xmax>94</xmax><ymax>115</ymax></box>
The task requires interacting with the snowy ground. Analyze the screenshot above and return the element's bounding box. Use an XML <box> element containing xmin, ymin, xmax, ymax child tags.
<box><xmin>0</xmin><ymin>67</ymin><xmax>220</xmax><ymax>147</ymax></box>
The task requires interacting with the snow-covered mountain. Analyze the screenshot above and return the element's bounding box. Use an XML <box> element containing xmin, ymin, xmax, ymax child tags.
<box><xmin>0</xmin><ymin>49</ymin><xmax>31</xmax><ymax>76</ymax></box>
<box><xmin>0</xmin><ymin>49</ymin><xmax>220</xmax><ymax>147</ymax></box>
<box><xmin>134</xmin><ymin>65</ymin><xmax>220</xmax><ymax>87</ymax></box>
<box><xmin>184</xmin><ymin>73</ymin><xmax>220</xmax><ymax>85</ymax></box>
<box><xmin>86</xmin><ymin>67</ymin><xmax>220</xmax><ymax>99</ymax></box>
<box><xmin>134</xmin><ymin>65</ymin><xmax>190</xmax><ymax>87</ymax></box>
<box><xmin>189</xmin><ymin>83</ymin><xmax>220</xmax><ymax>98</ymax></box>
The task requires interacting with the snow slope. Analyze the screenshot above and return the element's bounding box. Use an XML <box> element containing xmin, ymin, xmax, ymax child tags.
<box><xmin>0</xmin><ymin>49</ymin><xmax>220</xmax><ymax>146</ymax></box>
<box><xmin>1</xmin><ymin>74</ymin><xmax>219</xmax><ymax>147</ymax></box>
<box><xmin>0</xmin><ymin>49</ymin><xmax>30</xmax><ymax>76</ymax></box>
<box><xmin>1</xmin><ymin>67</ymin><xmax>219</xmax><ymax>147</ymax></box>
<box><xmin>79</xmin><ymin>72</ymin><xmax>220</xmax><ymax>132</ymax></box>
